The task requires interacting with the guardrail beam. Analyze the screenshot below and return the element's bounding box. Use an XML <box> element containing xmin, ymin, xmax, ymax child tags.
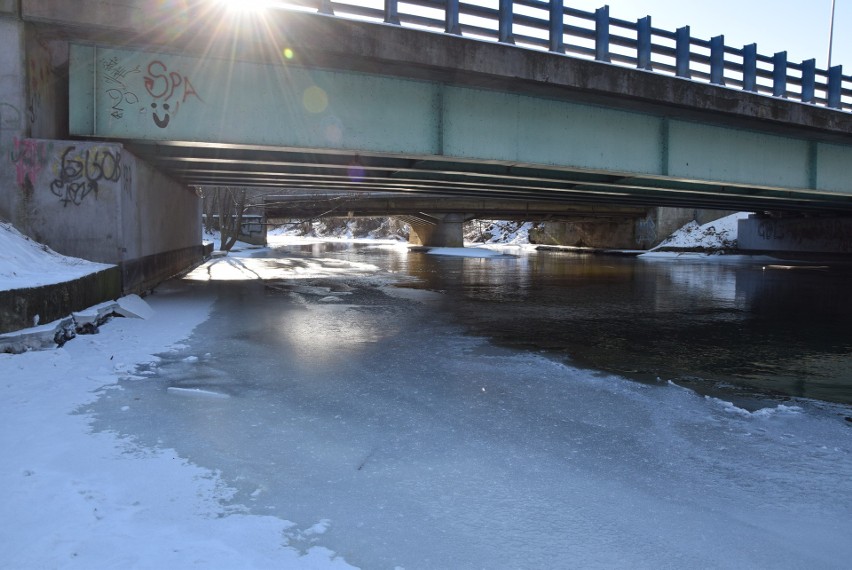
<box><xmin>828</xmin><ymin>65</ymin><xmax>843</xmax><ymax>108</ymax></box>
<box><xmin>675</xmin><ymin>26</ymin><xmax>690</xmax><ymax>78</ymax></box>
<box><xmin>549</xmin><ymin>0</ymin><xmax>564</xmax><ymax>53</ymax></box>
<box><xmin>773</xmin><ymin>51</ymin><xmax>787</xmax><ymax>97</ymax></box>
<box><xmin>499</xmin><ymin>0</ymin><xmax>514</xmax><ymax>44</ymax></box>
<box><xmin>742</xmin><ymin>43</ymin><xmax>757</xmax><ymax>91</ymax></box>
<box><xmin>637</xmin><ymin>16</ymin><xmax>652</xmax><ymax>70</ymax></box>
<box><xmin>445</xmin><ymin>0</ymin><xmax>460</xmax><ymax>34</ymax></box>
<box><xmin>384</xmin><ymin>0</ymin><xmax>399</xmax><ymax>25</ymax></box>
<box><xmin>801</xmin><ymin>59</ymin><xmax>816</xmax><ymax>103</ymax></box>
<box><xmin>710</xmin><ymin>35</ymin><xmax>725</xmax><ymax>85</ymax></box>
<box><xmin>595</xmin><ymin>5</ymin><xmax>610</xmax><ymax>63</ymax></box>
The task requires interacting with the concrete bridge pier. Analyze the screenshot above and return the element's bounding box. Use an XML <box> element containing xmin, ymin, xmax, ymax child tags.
<box><xmin>405</xmin><ymin>214</ymin><xmax>468</xmax><ymax>247</ymax></box>
<box><xmin>0</xmin><ymin>7</ymin><xmax>203</xmax><ymax>296</ymax></box>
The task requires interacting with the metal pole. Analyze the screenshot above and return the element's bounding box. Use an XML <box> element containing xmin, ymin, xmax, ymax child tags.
<box><xmin>828</xmin><ymin>0</ymin><xmax>836</xmax><ymax>68</ymax></box>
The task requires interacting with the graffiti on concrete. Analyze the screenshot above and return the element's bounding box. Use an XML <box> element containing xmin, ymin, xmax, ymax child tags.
<box><xmin>9</xmin><ymin>138</ymin><xmax>53</xmax><ymax>192</ymax></box>
<box><xmin>143</xmin><ymin>60</ymin><xmax>203</xmax><ymax>129</ymax></box>
<box><xmin>756</xmin><ymin>219</ymin><xmax>852</xmax><ymax>252</ymax></box>
<box><xmin>635</xmin><ymin>215</ymin><xmax>657</xmax><ymax>245</ymax></box>
<box><xmin>101</xmin><ymin>56</ymin><xmax>141</xmax><ymax>120</ymax></box>
<box><xmin>0</xmin><ymin>103</ymin><xmax>22</xmax><ymax>132</ymax></box>
<box><xmin>122</xmin><ymin>163</ymin><xmax>133</xmax><ymax>196</ymax></box>
<box><xmin>49</xmin><ymin>146</ymin><xmax>122</xmax><ymax>207</ymax></box>
<box><xmin>27</xmin><ymin>54</ymin><xmax>52</xmax><ymax>125</ymax></box>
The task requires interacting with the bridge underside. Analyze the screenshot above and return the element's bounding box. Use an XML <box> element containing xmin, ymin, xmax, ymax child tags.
<box><xmin>127</xmin><ymin>141</ymin><xmax>852</xmax><ymax>215</ymax></box>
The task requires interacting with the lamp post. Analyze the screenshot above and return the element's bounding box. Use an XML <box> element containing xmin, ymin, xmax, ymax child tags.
<box><xmin>828</xmin><ymin>0</ymin><xmax>836</xmax><ymax>68</ymax></box>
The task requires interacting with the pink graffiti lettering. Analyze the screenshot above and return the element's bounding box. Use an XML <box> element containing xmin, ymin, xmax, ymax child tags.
<box><xmin>144</xmin><ymin>60</ymin><xmax>203</xmax><ymax>103</ymax></box>
<box><xmin>9</xmin><ymin>137</ymin><xmax>52</xmax><ymax>189</ymax></box>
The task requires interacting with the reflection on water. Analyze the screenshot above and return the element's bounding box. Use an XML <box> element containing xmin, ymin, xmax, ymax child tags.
<box><xmin>274</xmin><ymin>243</ymin><xmax>852</xmax><ymax>404</ymax></box>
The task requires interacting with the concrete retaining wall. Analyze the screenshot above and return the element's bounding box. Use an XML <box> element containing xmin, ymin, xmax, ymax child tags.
<box><xmin>530</xmin><ymin>208</ymin><xmax>735</xmax><ymax>249</ymax></box>
<box><xmin>0</xmin><ymin>266</ymin><xmax>121</xmax><ymax>334</ymax></box>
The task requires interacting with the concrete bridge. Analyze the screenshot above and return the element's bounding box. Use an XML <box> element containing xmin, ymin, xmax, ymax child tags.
<box><xmin>3</xmin><ymin>0</ymin><xmax>852</xmax><ymax>290</ymax></box>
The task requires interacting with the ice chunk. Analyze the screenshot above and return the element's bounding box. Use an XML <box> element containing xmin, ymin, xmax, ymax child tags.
<box><xmin>166</xmin><ymin>387</ymin><xmax>230</xmax><ymax>399</ymax></box>
<box><xmin>115</xmin><ymin>294</ymin><xmax>155</xmax><ymax>319</ymax></box>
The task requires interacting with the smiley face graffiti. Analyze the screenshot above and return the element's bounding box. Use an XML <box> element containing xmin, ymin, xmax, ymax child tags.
<box><xmin>143</xmin><ymin>60</ymin><xmax>204</xmax><ymax>129</ymax></box>
<box><xmin>151</xmin><ymin>102</ymin><xmax>171</xmax><ymax>128</ymax></box>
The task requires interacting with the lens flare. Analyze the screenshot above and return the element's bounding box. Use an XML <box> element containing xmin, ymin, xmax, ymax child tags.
<box><xmin>283</xmin><ymin>48</ymin><xmax>294</xmax><ymax>60</ymax></box>
<box><xmin>302</xmin><ymin>86</ymin><xmax>329</xmax><ymax>113</ymax></box>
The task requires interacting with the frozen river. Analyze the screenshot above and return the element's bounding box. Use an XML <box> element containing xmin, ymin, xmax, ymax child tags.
<box><xmin>89</xmin><ymin>240</ymin><xmax>852</xmax><ymax>568</ymax></box>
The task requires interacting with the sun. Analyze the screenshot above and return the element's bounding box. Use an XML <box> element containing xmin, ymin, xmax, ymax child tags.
<box><xmin>217</xmin><ymin>0</ymin><xmax>275</xmax><ymax>13</ymax></box>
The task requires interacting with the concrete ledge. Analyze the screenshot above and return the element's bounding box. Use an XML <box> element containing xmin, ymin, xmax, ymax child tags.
<box><xmin>0</xmin><ymin>266</ymin><xmax>121</xmax><ymax>334</ymax></box>
<box><xmin>121</xmin><ymin>244</ymin><xmax>205</xmax><ymax>294</ymax></box>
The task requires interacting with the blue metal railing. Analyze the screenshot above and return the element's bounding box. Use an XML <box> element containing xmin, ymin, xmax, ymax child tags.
<box><xmin>280</xmin><ymin>0</ymin><xmax>851</xmax><ymax>112</ymax></box>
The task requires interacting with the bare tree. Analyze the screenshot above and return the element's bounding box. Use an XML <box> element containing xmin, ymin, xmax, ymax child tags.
<box><xmin>202</xmin><ymin>186</ymin><xmax>248</xmax><ymax>252</ymax></box>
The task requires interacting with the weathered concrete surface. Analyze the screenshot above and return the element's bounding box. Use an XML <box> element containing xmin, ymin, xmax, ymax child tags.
<box><xmin>530</xmin><ymin>208</ymin><xmax>735</xmax><ymax>249</ymax></box>
<box><xmin>738</xmin><ymin>216</ymin><xmax>852</xmax><ymax>254</ymax></box>
<box><xmin>407</xmin><ymin>214</ymin><xmax>466</xmax><ymax>248</ymax></box>
<box><xmin>1</xmin><ymin>18</ymin><xmax>26</xmax><ymax>212</ymax></box>
<box><xmin>6</xmin><ymin>138</ymin><xmax>202</xmax><ymax>291</ymax></box>
<box><xmin>0</xmin><ymin>266</ymin><xmax>120</xmax><ymax>334</ymax></box>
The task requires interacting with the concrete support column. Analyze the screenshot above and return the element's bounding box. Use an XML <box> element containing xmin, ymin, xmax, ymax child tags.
<box><xmin>407</xmin><ymin>213</ymin><xmax>466</xmax><ymax>247</ymax></box>
<box><xmin>0</xmin><ymin>12</ymin><xmax>27</xmax><ymax>223</ymax></box>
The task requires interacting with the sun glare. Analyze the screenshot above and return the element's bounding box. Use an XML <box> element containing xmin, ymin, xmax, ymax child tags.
<box><xmin>218</xmin><ymin>0</ymin><xmax>275</xmax><ymax>13</ymax></box>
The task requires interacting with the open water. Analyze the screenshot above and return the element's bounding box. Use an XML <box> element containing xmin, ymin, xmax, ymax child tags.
<box><xmin>303</xmin><ymin>242</ymin><xmax>852</xmax><ymax>405</ymax></box>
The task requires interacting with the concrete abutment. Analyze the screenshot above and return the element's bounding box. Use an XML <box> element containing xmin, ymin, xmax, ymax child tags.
<box><xmin>2</xmin><ymin>10</ymin><xmax>203</xmax><ymax>310</ymax></box>
<box><xmin>407</xmin><ymin>214</ymin><xmax>466</xmax><ymax>247</ymax></box>
<box><xmin>530</xmin><ymin>208</ymin><xmax>736</xmax><ymax>250</ymax></box>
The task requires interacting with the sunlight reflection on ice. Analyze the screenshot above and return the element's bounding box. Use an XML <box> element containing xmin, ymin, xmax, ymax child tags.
<box><xmin>184</xmin><ymin>256</ymin><xmax>380</xmax><ymax>282</ymax></box>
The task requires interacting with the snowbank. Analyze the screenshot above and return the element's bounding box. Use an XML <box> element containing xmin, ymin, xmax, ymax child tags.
<box><xmin>464</xmin><ymin>220</ymin><xmax>534</xmax><ymax>244</ymax></box>
<box><xmin>645</xmin><ymin>212</ymin><xmax>750</xmax><ymax>255</ymax></box>
<box><xmin>0</xmin><ymin>287</ymin><xmax>354</xmax><ymax>569</ymax></box>
<box><xmin>0</xmin><ymin>222</ymin><xmax>113</xmax><ymax>291</ymax></box>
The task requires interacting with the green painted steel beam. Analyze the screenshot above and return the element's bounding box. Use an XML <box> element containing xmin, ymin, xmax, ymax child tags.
<box><xmin>70</xmin><ymin>43</ymin><xmax>852</xmax><ymax>205</ymax></box>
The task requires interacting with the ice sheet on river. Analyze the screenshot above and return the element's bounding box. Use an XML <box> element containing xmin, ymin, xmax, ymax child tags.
<box><xmin>3</xmin><ymin>242</ymin><xmax>851</xmax><ymax>569</ymax></box>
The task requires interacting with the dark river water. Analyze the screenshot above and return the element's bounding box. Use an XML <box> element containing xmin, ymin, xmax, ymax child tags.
<box><xmin>288</xmin><ymin>242</ymin><xmax>852</xmax><ymax>405</ymax></box>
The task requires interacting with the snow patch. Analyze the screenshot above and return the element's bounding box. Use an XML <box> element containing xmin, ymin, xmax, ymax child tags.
<box><xmin>708</xmin><ymin>397</ymin><xmax>804</xmax><ymax>418</ymax></box>
<box><xmin>0</xmin><ymin>221</ymin><xmax>113</xmax><ymax>291</ymax></box>
<box><xmin>645</xmin><ymin>212</ymin><xmax>750</xmax><ymax>254</ymax></box>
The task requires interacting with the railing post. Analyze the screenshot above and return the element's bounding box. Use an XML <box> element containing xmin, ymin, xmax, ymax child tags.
<box><xmin>637</xmin><ymin>16</ymin><xmax>652</xmax><ymax>70</ymax></box>
<box><xmin>445</xmin><ymin>0</ymin><xmax>460</xmax><ymax>35</ymax></box>
<box><xmin>773</xmin><ymin>51</ymin><xmax>787</xmax><ymax>97</ymax></box>
<box><xmin>549</xmin><ymin>0</ymin><xmax>564</xmax><ymax>53</ymax></box>
<box><xmin>595</xmin><ymin>5</ymin><xmax>610</xmax><ymax>63</ymax></box>
<box><xmin>499</xmin><ymin>0</ymin><xmax>514</xmax><ymax>44</ymax></box>
<box><xmin>710</xmin><ymin>35</ymin><xmax>725</xmax><ymax>85</ymax></box>
<box><xmin>675</xmin><ymin>26</ymin><xmax>690</xmax><ymax>78</ymax></box>
<box><xmin>801</xmin><ymin>59</ymin><xmax>816</xmax><ymax>103</ymax></box>
<box><xmin>828</xmin><ymin>65</ymin><xmax>843</xmax><ymax>108</ymax></box>
<box><xmin>742</xmin><ymin>43</ymin><xmax>757</xmax><ymax>91</ymax></box>
<box><xmin>384</xmin><ymin>0</ymin><xmax>399</xmax><ymax>25</ymax></box>
<box><xmin>318</xmin><ymin>0</ymin><xmax>334</xmax><ymax>15</ymax></box>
